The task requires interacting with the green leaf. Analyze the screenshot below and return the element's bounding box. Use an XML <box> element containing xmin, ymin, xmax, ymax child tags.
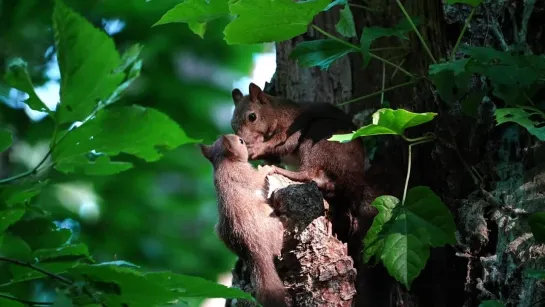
<box><xmin>53</xmin><ymin>0</ymin><xmax>124</xmax><ymax>124</ymax></box>
<box><xmin>447</xmin><ymin>0</ymin><xmax>483</xmax><ymax>7</ymax></box>
<box><xmin>6</xmin><ymin>261</ymin><xmax>80</xmax><ymax>286</ymax></box>
<box><xmin>224</xmin><ymin>0</ymin><xmax>330</xmax><ymax>44</ymax></box>
<box><xmin>9</xmin><ymin>217</ymin><xmax>71</xmax><ymax>250</ymax></box>
<box><xmin>3</xmin><ymin>58</ymin><xmax>50</xmax><ymax>113</ymax></box>
<box><xmin>364</xmin><ymin>186</ymin><xmax>456</xmax><ymax>289</ymax></box>
<box><xmin>360</xmin><ymin>17</ymin><xmax>419</xmax><ymax>67</ymax></box>
<box><xmin>52</xmin><ymin>106</ymin><xmax>199</xmax><ymax>175</ymax></box>
<box><xmin>68</xmin><ymin>265</ymin><xmax>181</xmax><ymax>306</ymax></box>
<box><xmin>495</xmin><ymin>108</ymin><xmax>545</xmax><ymax>141</ymax></box>
<box><xmin>188</xmin><ymin>22</ymin><xmax>207</xmax><ymax>38</ymax></box>
<box><xmin>323</xmin><ymin>0</ymin><xmax>346</xmax><ymax>11</ymax></box>
<box><xmin>528</xmin><ymin>212</ymin><xmax>545</xmax><ymax>243</ymax></box>
<box><xmin>329</xmin><ymin>108</ymin><xmax>437</xmax><ymax>142</ymax></box>
<box><xmin>479</xmin><ymin>300</ymin><xmax>505</xmax><ymax>307</ymax></box>
<box><xmin>0</xmin><ymin>181</ymin><xmax>48</xmax><ymax>206</ymax></box>
<box><xmin>363</xmin><ymin>196</ymin><xmax>398</xmax><ymax>263</ymax></box>
<box><xmin>33</xmin><ymin>243</ymin><xmax>90</xmax><ymax>261</ymax></box>
<box><xmin>290</xmin><ymin>39</ymin><xmax>358</xmax><ymax>70</ymax></box>
<box><xmin>0</xmin><ymin>208</ymin><xmax>25</xmax><ymax>233</ymax></box>
<box><xmin>428</xmin><ymin>58</ymin><xmax>472</xmax><ymax>104</ymax></box>
<box><xmin>153</xmin><ymin>0</ymin><xmax>229</xmax><ymax>26</ymax></box>
<box><xmin>145</xmin><ymin>272</ymin><xmax>254</xmax><ymax>300</ymax></box>
<box><xmin>524</xmin><ymin>268</ymin><xmax>545</xmax><ymax>280</ymax></box>
<box><xmin>0</xmin><ymin>296</ymin><xmax>24</xmax><ymax>307</ymax></box>
<box><xmin>0</xmin><ymin>234</ymin><xmax>32</xmax><ymax>261</ymax></box>
<box><xmin>102</xmin><ymin>44</ymin><xmax>143</xmax><ymax>107</ymax></box>
<box><xmin>336</xmin><ymin>4</ymin><xmax>356</xmax><ymax>38</ymax></box>
<box><xmin>461</xmin><ymin>90</ymin><xmax>486</xmax><ymax>117</ymax></box>
<box><xmin>0</xmin><ymin>129</ymin><xmax>12</xmax><ymax>153</ymax></box>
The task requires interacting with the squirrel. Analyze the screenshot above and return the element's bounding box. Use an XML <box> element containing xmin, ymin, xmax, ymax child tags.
<box><xmin>230</xmin><ymin>83</ymin><xmax>376</xmax><ymax>274</ymax></box>
<box><xmin>200</xmin><ymin>134</ymin><xmax>286</xmax><ymax>307</ymax></box>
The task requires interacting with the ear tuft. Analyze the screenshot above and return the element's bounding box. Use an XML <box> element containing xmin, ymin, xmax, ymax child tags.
<box><xmin>232</xmin><ymin>89</ymin><xmax>243</xmax><ymax>105</ymax></box>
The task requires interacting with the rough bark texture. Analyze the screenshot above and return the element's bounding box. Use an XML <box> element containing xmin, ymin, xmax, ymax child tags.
<box><xmin>232</xmin><ymin>1</ymin><xmax>545</xmax><ymax>306</ymax></box>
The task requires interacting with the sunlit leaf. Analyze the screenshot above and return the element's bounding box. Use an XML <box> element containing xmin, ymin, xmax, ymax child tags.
<box><xmin>3</xmin><ymin>58</ymin><xmax>50</xmax><ymax>113</ymax></box>
<box><xmin>329</xmin><ymin>108</ymin><xmax>437</xmax><ymax>142</ymax></box>
<box><xmin>188</xmin><ymin>22</ymin><xmax>207</xmax><ymax>38</ymax></box>
<box><xmin>52</xmin><ymin>106</ymin><xmax>199</xmax><ymax>175</ymax></box>
<box><xmin>290</xmin><ymin>39</ymin><xmax>358</xmax><ymax>70</ymax></box>
<box><xmin>495</xmin><ymin>108</ymin><xmax>545</xmax><ymax>141</ymax></box>
<box><xmin>153</xmin><ymin>0</ymin><xmax>229</xmax><ymax>26</ymax></box>
<box><xmin>224</xmin><ymin>0</ymin><xmax>330</xmax><ymax>44</ymax></box>
<box><xmin>53</xmin><ymin>0</ymin><xmax>124</xmax><ymax>123</ymax></box>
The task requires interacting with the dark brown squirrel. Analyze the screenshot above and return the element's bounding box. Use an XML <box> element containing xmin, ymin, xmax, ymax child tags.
<box><xmin>200</xmin><ymin>134</ymin><xmax>286</xmax><ymax>307</ymax></box>
<box><xmin>230</xmin><ymin>83</ymin><xmax>376</xmax><ymax>271</ymax></box>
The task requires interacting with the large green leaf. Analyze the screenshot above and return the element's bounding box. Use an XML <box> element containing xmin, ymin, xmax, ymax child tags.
<box><xmin>33</xmin><ymin>243</ymin><xmax>90</xmax><ymax>261</ymax></box>
<box><xmin>329</xmin><ymin>108</ymin><xmax>437</xmax><ymax>142</ymax></box>
<box><xmin>5</xmin><ymin>261</ymin><xmax>81</xmax><ymax>286</ymax></box>
<box><xmin>290</xmin><ymin>39</ymin><xmax>358</xmax><ymax>70</ymax></box>
<box><xmin>52</xmin><ymin>106</ymin><xmax>198</xmax><ymax>175</ymax></box>
<box><xmin>224</xmin><ymin>0</ymin><xmax>330</xmax><ymax>44</ymax></box>
<box><xmin>3</xmin><ymin>58</ymin><xmax>50</xmax><ymax>113</ymax></box>
<box><xmin>145</xmin><ymin>272</ymin><xmax>254</xmax><ymax>300</ymax></box>
<box><xmin>363</xmin><ymin>186</ymin><xmax>456</xmax><ymax>289</ymax></box>
<box><xmin>101</xmin><ymin>44</ymin><xmax>143</xmax><ymax>107</ymax></box>
<box><xmin>0</xmin><ymin>209</ymin><xmax>25</xmax><ymax>234</ymax></box>
<box><xmin>0</xmin><ymin>181</ymin><xmax>48</xmax><ymax>206</ymax></box>
<box><xmin>446</xmin><ymin>0</ymin><xmax>483</xmax><ymax>6</ymax></box>
<box><xmin>0</xmin><ymin>129</ymin><xmax>12</xmax><ymax>153</ymax></box>
<box><xmin>0</xmin><ymin>296</ymin><xmax>24</xmax><ymax>307</ymax></box>
<box><xmin>10</xmin><ymin>217</ymin><xmax>72</xmax><ymax>250</ymax></box>
<box><xmin>360</xmin><ymin>17</ymin><xmax>419</xmax><ymax>67</ymax></box>
<box><xmin>336</xmin><ymin>4</ymin><xmax>356</xmax><ymax>38</ymax></box>
<box><xmin>153</xmin><ymin>0</ymin><xmax>229</xmax><ymax>29</ymax></box>
<box><xmin>0</xmin><ymin>234</ymin><xmax>32</xmax><ymax>261</ymax></box>
<box><xmin>363</xmin><ymin>196</ymin><xmax>398</xmax><ymax>264</ymax></box>
<box><xmin>495</xmin><ymin>107</ymin><xmax>545</xmax><ymax>141</ymax></box>
<box><xmin>528</xmin><ymin>212</ymin><xmax>545</xmax><ymax>243</ymax></box>
<box><xmin>53</xmin><ymin>0</ymin><xmax>124</xmax><ymax>124</ymax></box>
<box><xmin>479</xmin><ymin>300</ymin><xmax>505</xmax><ymax>307</ymax></box>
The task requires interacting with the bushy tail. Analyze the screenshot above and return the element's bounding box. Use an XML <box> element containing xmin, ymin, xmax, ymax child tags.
<box><xmin>252</xmin><ymin>253</ymin><xmax>286</xmax><ymax>307</ymax></box>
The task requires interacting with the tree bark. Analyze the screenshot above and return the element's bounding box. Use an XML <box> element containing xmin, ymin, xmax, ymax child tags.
<box><xmin>233</xmin><ymin>1</ymin><xmax>545</xmax><ymax>306</ymax></box>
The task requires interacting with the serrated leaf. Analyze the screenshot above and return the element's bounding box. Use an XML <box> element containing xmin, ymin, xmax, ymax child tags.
<box><xmin>68</xmin><ymin>265</ymin><xmax>181</xmax><ymax>306</ymax></box>
<box><xmin>224</xmin><ymin>0</ymin><xmax>330</xmax><ymax>44</ymax></box>
<box><xmin>329</xmin><ymin>108</ymin><xmax>437</xmax><ymax>142</ymax></box>
<box><xmin>528</xmin><ymin>212</ymin><xmax>545</xmax><ymax>243</ymax></box>
<box><xmin>365</xmin><ymin>186</ymin><xmax>456</xmax><ymax>289</ymax></box>
<box><xmin>3</xmin><ymin>58</ymin><xmax>50</xmax><ymax>113</ymax></box>
<box><xmin>479</xmin><ymin>300</ymin><xmax>505</xmax><ymax>307</ymax></box>
<box><xmin>290</xmin><ymin>39</ymin><xmax>358</xmax><ymax>70</ymax></box>
<box><xmin>53</xmin><ymin>0</ymin><xmax>124</xmax><ymax>124</ymax></box>
<box><xmin>52</xmin><ymin>106</ymin><xmax>199</xmax><ymax>175</ymax></box>
<box><xmin>145</xmin><ymin>272</ymin><xmax>254</xmax><ymax>300</ymax></box>
<box><xmin>336</xmin><ymin>4</ymin><xmax>356</xmax><ymax>38</ymax></box>
<box><xmin>33</xmin><ymin>243</ymin><xmax>90</xmax><ymax>261</ymax></box>
<box><xmin>447</xmin><ymin>0</ymin><xmax>483</xmax><ymax>7</ymax></box>
<box><xmin>363</xmin><ymin>196</ymin><xmax>398</xmax><ymax>263</ymax></box>
<box><xmin>153</xmin><ymin>0</ymin><xmax>229</xmax><ymax>26</ymax></box>
<box><xmin>361</xmin><ymin>17</ymin><xmax>419</xmax><ymax>67</ymax></box>
<box><xmin>0</xmin><ymin>129</ymin><xmax>12</xmax><ymax>153</ymax></box>
<box><xmin>101</xmin><ymin>44</ymin><xmax>143</xmax><ymax>107</ymax></box>
<box><xmin>0</xmin><ymin>208</ymin><xmax>25</xmax><ymax>233</ymax></box>
<box><xmin>495</xmin><ymin>108</ymin><xmax>545</xmax><ymax>141</ymax></box>
<box><xmin>188</xmin><ymin>22</ymin><xmax>207</xmax><ymax>38</ymax></box>
<box><xmin>0</xmin><ymin>180</ymin><xmax>48</xmax><ymax>206</ymax></box>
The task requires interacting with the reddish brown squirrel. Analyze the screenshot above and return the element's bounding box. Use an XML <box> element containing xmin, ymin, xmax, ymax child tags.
<box><xmin>230</xmin><ymin>83</ymin><xmax>376</xmax><ymax>273</ymax></box>
<box><xmin>200</xmin><ymin>134</ymin><xmax>286</xmax><ymax>307</ymax></box>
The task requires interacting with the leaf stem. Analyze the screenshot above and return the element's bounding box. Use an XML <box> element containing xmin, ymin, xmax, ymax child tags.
<box><xmin>380</xmin><ymin>62</ymin><xmax>386</xmax><ymax>105</ymax></box>
<box><xmin>0</xmin><ymin>293</ymin><xmax>53</xmax><ymax>306</ymax></box>
<box><xmin>311</xmin><ymin>25</ymin><xmax>414</xmax><ymax>78</ymax></box>
<box><xmin>395</xmin><ymin>0</ymin><xmax>437</xmax><ymax>64</ymax></box>
<box><xmin>0</xmin><ymin>149</ymin><xmax>53</xmax><ymax>184</ymax></box>
<box><xmin>348</xmin><ymin>3</ymin><xmax>377</xmax><ymax>11</ymax></box>
<box><xmin>402</xmin><ymin>136</ymin><xmax>436</xmax><ymax>205</ymax></box>
<box><xmin>0</xmin><ymin>256</ymin><xmax>73</xmax><ymax>286</ymax></box>
<box><xmin>451</xmin><ymin>6</ymin><xmax>476</xmax><ymax>60</ymax></box>
<box><xmin>339</xmin><ymin>78</ymin><xmax>421</xmax><ymax>106</ymax></box>
<box><xmin>370</xmin><ymin>47</ymin><xmax>407</xmax><ymax>52</ymax></box>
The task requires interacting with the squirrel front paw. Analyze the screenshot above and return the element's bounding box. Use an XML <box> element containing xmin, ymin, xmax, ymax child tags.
<box><xmin>258</xmin><ymin>164</ymin><xmax>276</xmax><ymax>175</ymax></box>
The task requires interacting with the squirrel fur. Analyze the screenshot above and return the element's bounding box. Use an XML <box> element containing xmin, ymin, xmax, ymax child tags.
<box><xmin>200</xmin><ymin>134</ymin><xmax>286</xmax><ymax>307</ymax></box>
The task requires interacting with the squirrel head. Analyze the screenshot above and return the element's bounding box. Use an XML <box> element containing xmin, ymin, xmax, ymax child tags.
<box><xmin>230</xmin><ymin>83</ymin><xmax>273</xmax><ymax>145</ymax></box>
<box><xmin>200</xmin><ymin>134</ymin><xmax>249</xmax><ymax>164</ymax></box>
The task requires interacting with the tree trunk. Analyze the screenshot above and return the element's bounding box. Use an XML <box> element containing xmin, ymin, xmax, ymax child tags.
<box><xmin>233</xmin><ymin>1</ymin><xmax>545</xmax><ymax>306</ymax></box>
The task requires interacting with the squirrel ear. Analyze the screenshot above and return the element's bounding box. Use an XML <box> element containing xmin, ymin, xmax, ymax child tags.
<box><xmin>199</xmin><ymin>144</ymin><xmax>213</xmax><ymax>161</ymax></box>
<box><xmin>232</xmin><ymin>89</ymin><xmax>243</xmax><ymax>105</ymax></box>
<box><xmin>221</xmin><ymin>135</ymin><xmax>234</xmax><ymax>155</ymax></box>
<box><xmin>249</xmin><ymin>83</ymin><xmax>267</xmax><ymax>103</ymax></box>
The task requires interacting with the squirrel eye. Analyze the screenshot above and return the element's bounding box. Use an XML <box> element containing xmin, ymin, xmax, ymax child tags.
<box><xmin>248</xmin><ymin>113</ymin><xmax>257</xmax><ymax>122</ymax></box>
<box><xmin>239</xmin><ymin>138</ymin><xmax>244</xmax><ymax>144</ymax></box>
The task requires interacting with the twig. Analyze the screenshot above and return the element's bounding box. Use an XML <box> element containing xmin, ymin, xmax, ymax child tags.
<box><xmin>0</xmin><ymin>256</ymin><xmax>73</xmax><ymax>286</ymax></box>
<box><xmin>451</xmin><ymin>6</ymin><xmax>477</xmax><ymax>60</ymax></box>
<box><xmin>0</xmin><ymin>150</ymin><xmax>53</xmax><ymax>184</ymax></box>
<box><xmin>402</xmin><ymin>137</ymin><xmax>436</xmax><ymax>205</ymax></box>
<box><xmin>380</xmin><ymin>62</ymin><xmax>386</xmax><ymax>105</ymax></box>
<box><xmin>0</xmin><ymin>293</ymin><xmax>53</xmax><ymax>306</ymax></box>
<box><xmin>339</xmin><ymin>78</ymin><xmax>421</xmax><ymax>106</ymax></box>
<box><xmin>395</xmin><ymin>0</ymin><xmax>437</xmax><ymax>63</ymax></box>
